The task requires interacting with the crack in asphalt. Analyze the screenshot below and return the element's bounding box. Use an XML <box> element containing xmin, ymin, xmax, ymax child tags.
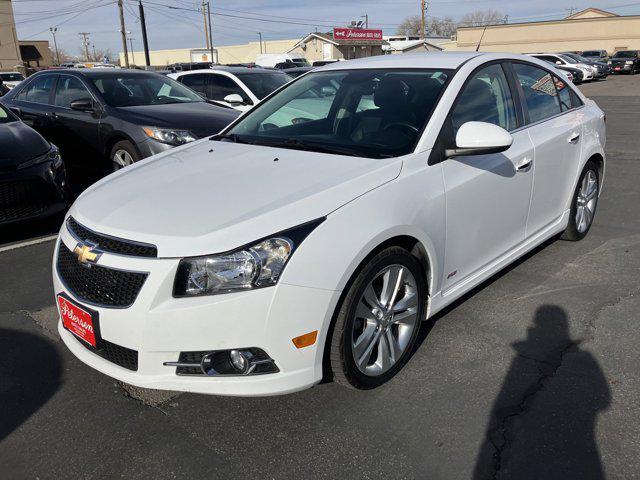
<box><xmin>485</xmin><ymin>287</ymin><xmax>640</xmax><ymax>479</ymax></box>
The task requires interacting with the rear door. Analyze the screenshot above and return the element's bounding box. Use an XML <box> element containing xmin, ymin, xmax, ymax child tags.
<box><xmin>10</xmin><ymin>74</ymin><xmax>58</xmax><ymax>139</ymax></box>
<box><xmin>511</xmin><ymin>62</ymin><xmax>584</xmax><ymax>236</ymax></box>
<box><xmin>440</xmin><ymin>62</ymin><xmax>535</xmax><ymax>292</ymax></box>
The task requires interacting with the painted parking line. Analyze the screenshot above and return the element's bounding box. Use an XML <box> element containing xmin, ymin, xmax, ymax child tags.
<box><xmin>0</xmin><ymin>234</ymin><xmax>58</xmax><ymax>253</ymax></box>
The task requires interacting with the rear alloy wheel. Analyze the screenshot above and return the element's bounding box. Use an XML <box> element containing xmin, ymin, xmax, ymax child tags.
<box><xmin>562</xmin><ymin>160</ymin><xmax>599</xmax><ymax>241</ymax></box>
<box><xmin>330</xmin><ymin>247</ymin><xmax>425</xmax><ymax>389</ymax></box>
<box><xmin>110</xmin><ymin>140</ymin><xmax>140</xmax><ymax>171</ymax></box>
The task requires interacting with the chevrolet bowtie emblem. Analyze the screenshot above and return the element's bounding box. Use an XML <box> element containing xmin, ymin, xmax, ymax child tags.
<box><xmin>73</xmin><ymin>242</ymin><xmax>101</xmax><ymax>266</ymax></box>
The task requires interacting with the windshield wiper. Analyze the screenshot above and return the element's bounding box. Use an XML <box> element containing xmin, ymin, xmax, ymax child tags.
<box><xmin>210</xmin><ymin>133</ymin><xmax>254</xmax><ymax>144</ymax></box>
<box><xmin>256</xmin><ymin>137</ymin><xmax>361</xmax><ymax>157</ymax></box>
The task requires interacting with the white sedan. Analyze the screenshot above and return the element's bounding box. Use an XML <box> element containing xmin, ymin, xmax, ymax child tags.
<box><xmin>529</xmin><ymin>53</ymin><xmax>596</xmax><ymax>80</ymax></box>
<box><xmin>54</xmin><ymin>52</ymin><xmax>605</xmax><ymax>396</ymax></box>
<box><xmin>169</xmin><ymin>67</ymin><xmax>291</xmax><ymax>112</ymax></box>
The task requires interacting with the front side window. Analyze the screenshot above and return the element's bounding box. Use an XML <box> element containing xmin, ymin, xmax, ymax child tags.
<box><xmin>451</xmin><ymin>63</ymin><xmax>517</xmax><ymax>134</ymax></box>
<box><xmin>224</xmin><ymin>68</ymin><xmax>450</xmax><ymax>159</ymax></box>
<box><xmin>17</xmin><ymin>75</ymin><xmax>55</xmax><ymax>104</ymax></box>
<box><xmin>179</xmin><ymin>73</ymin><xmax>208</xmax><ymax>97</ymax></box>
<box><xmin>208</xmin><ymin>75</ymin><xmax>251</xmax><ymax>103</ymax></box>
<box><xmin>54</xmin><ymin>76</ymin><xmax>91</xmax><ymax>108</ymax></box>
<box><xmin>235</xmin><ymin>72</ymin><xmax>290</xmax><ymax>100</ymax></box>
<box><xmin>93</xmin><ymin>74</ymin><xmax>202</xmax><ymax>107</ymax></box>
<box><xmin>513</xmin><ymin>63</ymin><xmax>562</xmax><ymax>124</ymax></box>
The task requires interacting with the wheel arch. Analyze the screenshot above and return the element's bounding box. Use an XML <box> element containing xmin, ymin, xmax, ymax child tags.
<box><xmin>103</xmin><ymin>132</ymin><xmax>141</xmax><ymax>159</ymax></box>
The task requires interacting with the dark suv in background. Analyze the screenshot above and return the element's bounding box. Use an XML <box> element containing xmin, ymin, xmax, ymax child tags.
<box><xmin>1</xmin><ymin>69</ymin><xmax>238</xmax><ymax>181</ymax></box>
<box><xmin>608</xmin><ymin>50</ymin><xmax>640</xmax><ymax>74</ymax></box>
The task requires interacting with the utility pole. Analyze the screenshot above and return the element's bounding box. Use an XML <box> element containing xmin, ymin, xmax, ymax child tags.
<box><xmin>128</xmin><ymin>36</ymin><xmax>136</xmax><ymax>66</ymax></box>
<box><xmin>201</xmin><ymin>1</ymin><xmax>210</xmax><ymax>49</ymax></box>
<box><xmin>79</xmin><ymin>32</ymin><xmax>91</xmax><ymax>61</ymax></box>
<box><xmin>258</xmin><ymin>32</ymin><xmax>263</xmax><ymax>54</ymax></box>
<box><xmin>365</xmin><ymin>14</ymin><xmax>368</xmax><ymax>28</ymax></box>
<box><xmin>49</xmin><ymin>27</ymin><xmax>60</xmax><ymax>65</ymax></box>
<box><xmin>207</xmin><ymin>1</ymin><xmax>214</xmax><ymax>63</ymax></box>
<box><xmin>118</xmin><ymin>0</ymin><xmax>129</xmax><ymax>68</ymax></box>
<box><xmin>139</xmin><ymin>0</ymin><xmax>150</xmax><ymax>67</ymax></box>
<box><xmin>566</xmin><ymin>6</ymin><xmax>577</xmax><ymax>16</ymax></box>
<box><xmin>420</xmin><ymin>0</ymin><xmax>426</xmax><ymax>39</ymax></box>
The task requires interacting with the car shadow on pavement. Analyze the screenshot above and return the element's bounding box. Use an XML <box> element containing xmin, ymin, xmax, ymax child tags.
<box><xmin>0</xmin><ymin>328</ymin><xmax>62</xmax><ymax>441</ymax></box>
<box><xmin>472</xmin><ymin>305</ymin><xmax>610</xmax><ymax>480</ymax></box>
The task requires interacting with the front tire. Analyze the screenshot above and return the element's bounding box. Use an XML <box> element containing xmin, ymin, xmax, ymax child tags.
<box><xmin>562</xmin><ymin>160</ymin><xmax>599</xmax><ymax>241</ymax></box>
<box><xmin>329</xmin><ymin>247</ymin><xmax>425</xmax><ymax>390</ymax></box>
<box><xmin>110</xmin><ymin>140</ymin><xmax>140</xmax><ymax>171</ymax></box>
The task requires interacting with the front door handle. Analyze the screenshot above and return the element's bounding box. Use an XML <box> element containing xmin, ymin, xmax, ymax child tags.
<box><xmin>568</xmin><ymin>133</ymin><xmax>581</xmax><ymax>143</ymax></box>
<box><xmin>516</xmin><ymin>157</ymin><xmax>532</xmax><ymax>171</ymax></box>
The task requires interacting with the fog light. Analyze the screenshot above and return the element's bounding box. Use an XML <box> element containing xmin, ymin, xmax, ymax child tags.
<box><xmin>229</xmin><ymin>349</ymin><xmax>249</xmax><ymax>374</ymax></box>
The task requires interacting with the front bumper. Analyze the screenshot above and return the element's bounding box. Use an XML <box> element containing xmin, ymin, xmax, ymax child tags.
<box><xmin>0</xmin><ymin>155</ymin><xmax>67</xmax><ymax>225</ymax></box>
<box><xmin>53</xmin><ymin>225</ymin><xmax>340</xmax><ymax>396</ymax></box>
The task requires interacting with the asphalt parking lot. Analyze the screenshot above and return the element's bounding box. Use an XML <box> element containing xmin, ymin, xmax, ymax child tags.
<box><xmin>1</xmin><ymin>74</ymin><xmax>639</xmax><ymax>480</ymax></box>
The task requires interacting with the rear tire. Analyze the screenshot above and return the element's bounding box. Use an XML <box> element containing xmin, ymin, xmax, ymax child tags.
<box><xmin>329</xmin><ymin>247</ymin><xmax>426</xmax><ymax>390</ymax></box>
<box><xmin>562</xmin><ymin>160</ymin><xmax>599</xmax><ymax>241</ymax></box>
<box><xmin>110</xmin><ymin>140</ymin><xmax>140</xmax><ymax>171</ymax></box>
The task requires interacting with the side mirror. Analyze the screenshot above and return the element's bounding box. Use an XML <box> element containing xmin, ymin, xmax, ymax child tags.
<box><xmin>445</xmin><ymin>121</ymin><xmax>513</xmax><ymax>158</ymax></box>
<box><xmin>223</xmin><ymin>93</ymin><xmax>245</xmax><ymax>105</ymax></box>
<box><xmin>320</xmin><ymin>85</ymin><xmax>337</xmax><ymax>97</ymax></box>
<box><xmin>70</xmin><ymin>98</ymin><xmax>94</xmax><ymax>112</ymax></box>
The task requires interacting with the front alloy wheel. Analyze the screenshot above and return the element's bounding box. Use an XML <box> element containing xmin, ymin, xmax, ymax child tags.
<box><xmin>329</xmin><ymin>247</ymin><xmax>425</xmax><ymax>389</ymax></box>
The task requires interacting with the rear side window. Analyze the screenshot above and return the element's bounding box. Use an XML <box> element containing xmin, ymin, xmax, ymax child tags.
<box><xmin>513</xmin><ymin>63</ymin><xmax>561</xmax><ymax>124</ymax></box>
<box><xmin>16</xmin><ymin>75</ymin><xmax>55</xmax><ymax>104</ymax></box>
<box><xmin>554</xmin><ymin>76</ymin><xmax>572</xmax><ymax>111</ymax></box>
<box><xmin>451</xmin><ymin>63</ymin><xmax>517</xmax><ymax>134</ymax></box>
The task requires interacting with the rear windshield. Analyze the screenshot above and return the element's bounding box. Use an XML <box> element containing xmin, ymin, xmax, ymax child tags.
<box><xmin>0</xmin><ymin>73</ymin><xmax>24</xmax><ymax>82</ymax></box>
<box><xmin>614</xmin><ymin>51</ymin><xmax>638</xmax><ymax>58</ymax></box>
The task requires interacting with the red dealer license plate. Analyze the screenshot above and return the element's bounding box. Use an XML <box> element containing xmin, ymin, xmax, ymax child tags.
<box><xmin>58</xmin><ymin>294</ymin><xmax>100</xmax><ymax>348</ymax></box>
<box><xmin>615</xmin><ymin>67</ymin><xmax>621</xmax><ymax>70</ymax></box>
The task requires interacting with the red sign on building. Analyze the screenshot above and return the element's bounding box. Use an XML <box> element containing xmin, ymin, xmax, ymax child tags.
<box><xmin>333</xmin><ymin>28</ymin><xmax>383</xmax><ymax>42</ymax></box>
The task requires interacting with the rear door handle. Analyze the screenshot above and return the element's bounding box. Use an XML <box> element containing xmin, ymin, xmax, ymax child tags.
<box><xmin>568</xmin><ymin>133</ymin><xmax>581</xmax><ymax>143</ymax></box>
<box><xmin>516</xmin><ymin>157</ymin><xmax>532</xmax><ymax>172</ymax></box>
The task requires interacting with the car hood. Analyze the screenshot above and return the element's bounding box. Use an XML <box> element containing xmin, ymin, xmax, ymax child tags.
<box><xmin>0</xmin><ymin>120</ymin><xmax>50</xmax><ymax>168</ymax></box>
<box><xmin>116</xmin><ymin>102</ymin><xmax>239</xmax><ymax>138</ymax></box>
<box><xmin>70</xmin><ymin>139</ymin><xmax>402</xmax><ymax>257</ymax></box>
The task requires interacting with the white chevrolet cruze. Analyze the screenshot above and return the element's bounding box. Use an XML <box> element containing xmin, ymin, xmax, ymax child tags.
<box><xmin>54</xmin><ymin>53</ymin><xmax>605</xmax><ymax>396</ymax></box>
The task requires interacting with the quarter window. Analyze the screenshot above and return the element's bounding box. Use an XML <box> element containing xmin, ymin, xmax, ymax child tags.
<box><xmin>54</xmin><ymin>76</ymin><xmax>91</xmax><ymax>108</ymax></box>
<box><xmin>451</xmin><ymin>63</ymin><xmax>517</xmax><ymax>134</ymax></box>
<box><xmin>513</xmin><ymin>63</ymin><xmax>562</xmax><ymax>124</ymax></box>
<box><xmin>179</xmin><ymin>73</ymin><xmax>208</xmax><ymax>97</ymax></box>
<box><xmin>16</xmin><ymin>75</ymin><xmax>55</xmax><ymax>104</ymax></box>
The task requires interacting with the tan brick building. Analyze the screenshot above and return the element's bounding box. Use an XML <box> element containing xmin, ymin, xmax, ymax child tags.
<box><xmin>442</xmin><ymin>8</ymin><xmax>640</xmax><ymax>55</ymax></box>
<box><xmin>0</xmin><ymin>0</ymin><xmax>22</xmax><ymax>70</ymax></box>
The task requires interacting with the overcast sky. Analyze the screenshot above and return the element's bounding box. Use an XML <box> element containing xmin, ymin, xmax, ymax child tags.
<box><xmin>12</xmin><ymin>0</ymin><xmax>640</xmax><ymax>60</ymax></box>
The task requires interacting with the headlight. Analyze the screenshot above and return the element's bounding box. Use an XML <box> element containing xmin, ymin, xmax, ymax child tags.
<box><xmin>173</xmin><ymin>220</ymin><xmax>324</xmax><ymax>297</ymax></box>
<box><xmin>142</xmin><ymin>126</ymin><xmax>197</xmax><ymax>146</ymax></box>
<box><xmin>17</xmin><ymin>146</ymin><xmax>61</xmax><ymax>170</ymax></box>
<box><xmin>625</xmin><ymin>61</ymin><xmax>634</xmax><ymax>65</ymax></box>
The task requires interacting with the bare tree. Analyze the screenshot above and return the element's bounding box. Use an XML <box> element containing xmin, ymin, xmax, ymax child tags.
<box><xmin>396</xmin><ymin>15</ymin><xmax>422</xmax><ymax>37</ymax></box>
<box><xmin>396</xmin><ymin>14</ymin><xmax>457</xmax><ymax>37</ymax></box>
<box><xmin>78</xmin><ymin>46</ymin><xmax>115</xmax><ymax>63</ymax></box>
<box><xmin>459</xmin><ymin>9</ymin><xmax>505</xmax><ymax>27</ymax></box>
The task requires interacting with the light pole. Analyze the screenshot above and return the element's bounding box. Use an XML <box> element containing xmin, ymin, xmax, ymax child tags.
<box><xmin>258</xmin><ymin>32</ymin><xmax>263</xmax><ymax>54</ymax></box>
<box><xmin>49</xmin><ymin>27</ymin><xmax>60</xmax><ymax>65</ymax></box>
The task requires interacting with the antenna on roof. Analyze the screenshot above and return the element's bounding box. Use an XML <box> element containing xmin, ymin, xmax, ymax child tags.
<box><xmin>475</xmin><ymin>26</ymin><xmax>488</xmax><ymax>52</ymax></box>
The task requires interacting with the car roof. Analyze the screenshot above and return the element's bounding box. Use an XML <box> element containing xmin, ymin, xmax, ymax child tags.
<box><xmin>177</xmin><ymin>66</ymin><xmax>288</xmax><ymax>75</ymax></box>
<box><xmin>32</xmin><ymin>68</ymin><xmax>164</xmax><ymax>79</ymax></box>
<box><xmin>315</xmin><ymin>52</ymin><xmax>483</xmax><ymax>71</ymax></box>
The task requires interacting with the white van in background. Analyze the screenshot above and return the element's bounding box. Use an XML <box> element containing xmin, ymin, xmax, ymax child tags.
<box><xmin>256</xmin><ymin>53</ymin><xmax>310</xmax><ymax>69</ymax></box>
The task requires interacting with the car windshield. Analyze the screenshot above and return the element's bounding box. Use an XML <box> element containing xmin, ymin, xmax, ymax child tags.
<box><xmin>92</xmin><ymin>74</ymin><xmax>203</xmax><ymax>107</ymax></box>
<box><xmin>0</xmin><ymin>104</ymin><xmax>16</xmax><ymax>123</ymax></box>
<box><xmin>0</xmin><ymin>73</ymin><xmax>24</xmax><ymax>82</ymax></box>
<box><xmin>235</xmin><ymin>72</ymin><xmax>290</xmax><ymax>99</ymax></box>
<box><xmin>614</xmin><ymin>51</ymin><xmax>638</xmax><ymax>58</ymax></box>
<box><xmin>558</xmin><ymin>54</ymin><xmax>577</xmax><ymax>64</ymax></box>
<box><xmin>581</xmin><ymin>51</ymin><xmax>601</xmax><ymax>57</ymax></box>
<box><xmin>222</xmin><ymin>68</ymin><xmax>451</xmax><ymax>159</ymax></box>
<box><xmin>564</xmin><ymin>53</ymin><xmax>590</xmax><ymax>63</ymax></box>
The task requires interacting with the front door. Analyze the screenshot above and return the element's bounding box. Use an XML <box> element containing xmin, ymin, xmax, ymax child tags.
<box><xmin>440</xmin><ymin>63</ymin><xmax>534</xmax><ymax>292</ymax></box>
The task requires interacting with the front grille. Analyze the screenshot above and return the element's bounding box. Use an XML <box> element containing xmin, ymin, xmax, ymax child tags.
<box><xmin>67</xmin><ymin>217</ymin><xmax>158</xmax><ymax>258</ymax></box>
<box><xmin>56</xmin><ymin>242</ymin><xmax>148</xmax><ymax>308</ymax></box>
<box><xmin>75</xmin><ymin>336</ymin><xmax>138</xmax><ymax>371</ymax></box>
<box><xmin>0</xmin><ymin>178</ymin><xmax>54</xmax><ymax>222</ymax></box>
